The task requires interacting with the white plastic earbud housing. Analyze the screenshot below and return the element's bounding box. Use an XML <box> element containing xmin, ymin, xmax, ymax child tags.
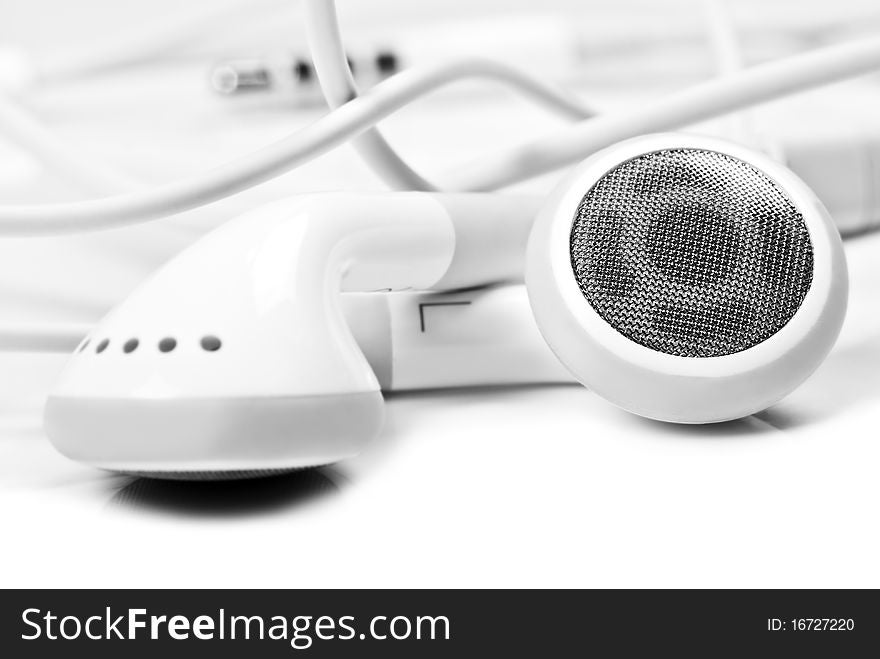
<box><xmin>45</xmin><ymin>194</ymin><xmax>450</xmax><ymax>475</ymax></box>
<box><xmin>44</xmin><ymin>193</ymin><xmax>537</xmax><ymax>476</ymax></box>
<box><xmin>526</xmin><ymin>133</ymin><xmax>848</xmax><ymax>423</ymax></box>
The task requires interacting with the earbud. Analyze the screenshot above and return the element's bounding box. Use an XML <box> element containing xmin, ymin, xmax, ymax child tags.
<box><xmin>526</xmin><ymin>133</ymin><xmax>848</xmax><ymax>422</ymax></box>
<box><xmin>44</xmin><ymin>133</ymin><xmax>848</xmax><ymax>477</ymax></box>
<box><xmin>43</xmin><ymin>193</ymin><xmax>539</xmax><ymax>478</ymax></box>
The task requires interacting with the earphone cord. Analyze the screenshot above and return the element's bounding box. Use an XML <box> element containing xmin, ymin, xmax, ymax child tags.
<box><xmin>301</xmin><ymin>0</ymin><xmax>595</xmax><ymax>191</ymax></box>
<box><xmin>1</xmin><ymin>29</ymin><xmax>880</xmax><ymax>235</ymax></box>
<box><xmin>0</xmin><ymin>0</ymin><xmax>879</xmax><ymax>235</ymax></box>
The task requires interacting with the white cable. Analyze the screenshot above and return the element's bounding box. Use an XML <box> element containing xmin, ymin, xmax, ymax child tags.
<box><xmin>302</xmin><ymin>0</ymin><xmax>595</xmax><ymax>191</ymax></box>
<box><xmin>447</xmin><ymin>34</ymin><xmax>880</xmax><ymax>191</ymax></box>
<box><xmin>701</xmin><ymin>0</ymin><xmax>743</xmax><ymax>76</ymax></box>
<box><xmin>0</xmin><ymin>57</ymin><xmax>599</xmax><ymax>236</ymax></box>
<box><xmin>699</xmin><ymin>0</ymin><xmax>763</xmax><ymax>150</ymax></box>
<box><xmin>0</xmin><ymin>94</ymin><xmax>139</xmax><ymax>194</ymax></box>
<box><xmin>4</xmin><ymin>0</ymin><xmax>594</xmax><ymax>204</ymax></box>
<box><xmin>0</xmin><ymin>3</ymin><xmax>277</xmax><ymax>196</ymax></box>
<box><xmin>2</xmin><ymin>35</ymin><xmax>880</xmax><ymax>234</ymax></box>
<box><xmin>303</xmin><ymin>0</ymin><xmax>433</xmax><ymax>191</ymax></box>
<box><xmin>0</xmin><ymin>324</ymin><xmax>89</xmax><ymax>352</ymax></box>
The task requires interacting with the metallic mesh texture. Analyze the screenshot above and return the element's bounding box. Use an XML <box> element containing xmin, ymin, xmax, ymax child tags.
<box><xmin>570</xmin><ymin>149</ymin><xmax>814</xmax><ymax>357</ymax></box>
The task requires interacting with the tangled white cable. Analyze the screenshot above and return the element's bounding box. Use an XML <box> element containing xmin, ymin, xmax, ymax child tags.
<box><xmin>0</xmin><ymin>1</ymin><xmax>878</xmax><ymax>234</ymax></box>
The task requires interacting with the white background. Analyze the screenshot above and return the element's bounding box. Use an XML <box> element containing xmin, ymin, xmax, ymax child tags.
<box><xmin>1</xmin><ymin>0</ymin><xmax>879</xmax><ymax>588</ymax></box>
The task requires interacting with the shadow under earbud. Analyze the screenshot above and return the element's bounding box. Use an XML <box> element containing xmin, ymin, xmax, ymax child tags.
<box><xmin>107</xmin><ymin>467</ymin><xmax>343</xmax><ymax>518</ymax></box>
<box><xmin>625</xmin><ymin>411</ymin><xmax>782</xmax><ymax>439</ymax></box>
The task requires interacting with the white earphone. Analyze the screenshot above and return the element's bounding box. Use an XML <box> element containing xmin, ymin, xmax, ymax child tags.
<box><xmin>43</xmin><ymin>192</ymin><xmax>537</xmax><ymax>476</ymax></box>
<box><xmin>1</xmin><ymin>0</ymin><xmax>875</xmax><ymax>480</ymax></box>
<box><xmin>526</xmin><ymin>133</ymin><xmax>847</xmax><ymax>423</ymax></box>
<box><xmin>43</xmin><ymin>134</ymin><xmax>847</xmax><ymax>477</ymax></box>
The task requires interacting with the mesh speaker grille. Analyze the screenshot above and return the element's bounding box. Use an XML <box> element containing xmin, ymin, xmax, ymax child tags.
<box><xmin>570</xmin><ymin>148</ymin><xmax>814</xmax><ymax>358</ymax></box>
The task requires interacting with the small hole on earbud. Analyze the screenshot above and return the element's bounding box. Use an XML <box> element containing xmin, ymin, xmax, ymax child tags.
<box><xmin>123</xmin><ymin>338</ymin><xmax>139</xmax><ymax>354</ymax></box>
<box><xmin>158</xmin><ymin>337</ymin><xmax>177</xmax><ymax>353</ymax></box>
<box><xmin>200</xmin><ymin>335</ymin><xmax>222</xmax><ymax>352</ymax></box>
<box><xmin>77</xmin><ymin>339</ymin><xmax>90</xmax><ymax>353</ymax></box>
<box><xmin>95</xmin><ymin>339</ymin><xmax>109</xmax><ymax>354</ymax></box>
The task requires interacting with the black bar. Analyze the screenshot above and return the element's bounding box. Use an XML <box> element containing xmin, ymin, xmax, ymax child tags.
<box><xmin>1</xmin><ymin>589</ymin><xmax>876</xmax><ymax>657</ymax></box>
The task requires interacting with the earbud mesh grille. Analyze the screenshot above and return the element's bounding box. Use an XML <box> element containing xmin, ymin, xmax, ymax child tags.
<box><xmin>570</xmin><ymin>148</ymin><xmax>814</xmax><ymax>358</ymax></box>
